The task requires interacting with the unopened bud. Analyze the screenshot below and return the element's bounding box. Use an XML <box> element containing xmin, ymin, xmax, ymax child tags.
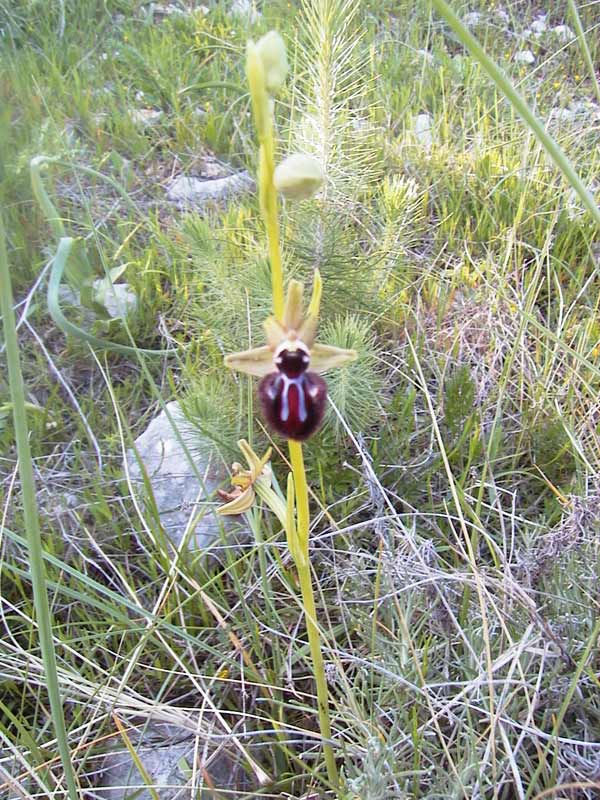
<box><xmin>273</xmin><ymin>154</ymin><xmax>325</xmax><ymax>200</ymax></box>
<box><xmin>254</xmin><ymin>31</ymin><xmax>288</xmax><ymax>95</ymax></box>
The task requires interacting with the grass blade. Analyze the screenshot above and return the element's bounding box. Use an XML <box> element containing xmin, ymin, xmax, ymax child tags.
<box><xmin>567</xmin><ymin>0</ymin><xmax>600</xmax><ymax>106</ymax></box>
<box><xmin>0</xmin><ymin>210</ymin><xmax>80</xmax><ymax>798</ymax></box>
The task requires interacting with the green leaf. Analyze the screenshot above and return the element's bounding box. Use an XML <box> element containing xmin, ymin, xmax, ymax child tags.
<box><xmin>47</xmin><ymin>237</ymin><xmax>172</xmax><ymax>356</ymax></box>
<box><xmin>108</xmin><ymin>263</ymin><xmax>129</xmax><ymax>283</ymax></box>
<box><xmin>63</xmin><ymin>237</ymin><xmax>94</xmax><ymax>291</ymax></box>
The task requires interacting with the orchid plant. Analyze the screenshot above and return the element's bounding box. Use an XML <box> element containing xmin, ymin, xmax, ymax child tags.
<box><xmin>216</xmin><ymin>31</ymin><xmax>357</xmax><ymax>789</ymax></box>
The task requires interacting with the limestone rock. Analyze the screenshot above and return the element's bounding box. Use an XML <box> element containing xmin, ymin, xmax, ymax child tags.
<box><xmin>98</xmin><ymin>725</ymin><xmax>252</xmax><ymax>799</ymax></box>
<box><xmin>514</xmin><ymin>49</ymin><xmax>535</xmax><ymax>64</ymax></box>
<box><xmin>166</xmin><ymin>172</ymin><xmax>255</xmax><ymax>208</ymax></box>
<box><xmin>125</xmin><ymin>402</ymin><xmax>236</xmax><ymax>551</ymax></box>
<box><xmin>130</xmin><ymin>108</ymin><xmax>164</xmax><ymax>127</ymax></box>
<box><xmin>231</xmin><ymin>0</ymin><xmax>261</xmax><ymax>22</ymax></box>
<box><xmin>413</xmin><ymin>113</ymin><xmax>433</xmax><ymax>152</ymax></box>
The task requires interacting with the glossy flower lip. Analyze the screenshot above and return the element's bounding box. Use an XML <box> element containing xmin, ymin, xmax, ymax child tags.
<box><xmin>224</xmin><ymin>271</ymin><xmax>357</xmax><ymax>377</ymax></box>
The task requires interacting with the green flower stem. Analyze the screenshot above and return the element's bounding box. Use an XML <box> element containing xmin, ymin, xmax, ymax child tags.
<box><xmin>246</xmin><ymin>47</ymin><xmax>285</xmax><ymax>320</ymax></box>
<box><xmin>289</xmin><ymin>440</ymin><xmax>338</xmax><ymax>787</ymax></box>
<box><xmin>431</xmin><ymin>0</ymin><xmax>600</xmax><ymax>229</ymax></box>
<box><xmin>246</xmin><ymin>38</ymin><xmax>338</xmax><ymax>787</ymax></box>
<box><xmin>0</xmin><ymin>211</ymin><xmax>80</xmax><ymax>799</ymax></box>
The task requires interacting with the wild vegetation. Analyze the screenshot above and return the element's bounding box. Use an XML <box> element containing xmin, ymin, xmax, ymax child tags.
<box><xmin>1</xmin><ymin>0</ymin><xmax>600</xmax><ymax>797</ymax></box>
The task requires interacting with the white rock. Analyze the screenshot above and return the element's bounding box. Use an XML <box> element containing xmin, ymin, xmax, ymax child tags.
<box><xmin>531</xmin><ymin>15</ymin><xmax>547</xmax><ymax>37</ymax></box>
<box><xmin>463</xmin><ymin>11</ymin><xmax>482</xmax><ymax>26</ymax></box>
<box><xmin>57</xmin><ymin>285</ymin><xmax>80</xmax><ymax>307</ymax></box>
<box><xmin>130</xmin><ymin>107</ymin><xmax>163</xmax><ymax>126</ymax></box>
<box><xmin>58</xmin><ymin>282</ymin><xmax>138</xmax><ymax>321</ymax></box>
<box><xmin>550</xmin><ymin>107</ymin><xmax>577</xmax><ymax>122</ymax></box>
<box><xmin>548</xmin><ymin>101</ymin><xmax>600</xmax><ymax>125</ymax></box>
<box><xmin>93</xmin><ymin>280</ymin><xmax>138</xmax><ymax>319</ymax></box>
<box><xmin>125</xmin><ymin>402</ymin><xmax>238</xmax><ymax>551</ymax></box>
<box><xmin>565</xmin><ymin>183</ymin><xmax>599</xmax><ymax>220</ymax></box>
<box><xmin>166</xmin><ymin>172</ymin><xmax>255</xmax><ymax>207</ymax></box>
<box><xmin>514</xmin><ymin>49</ymin><xmax>535</xmax><ymax>64</ymax></box>
<box><xmin>230</xmin><ymin>0</ymin><xmax>260</xmax><ymax>22</ymax></box>
<box><xmin>413</xmin><ymin>113</ymin><xmax>433</xmax><ymax>152</ymax></box>
<box><xmin>147</xmin><ymin>2</ymin><xmax>187</xmax><ymax>17</ymax></box>
<box><xmin>416</xmin><ymin>49</ymin><xmax>434</xmax><ymax>64</ymax></box>
<box><xmin>553</xmin><ymin>24</ymin><xmax>575</xmax><ymax>43</ymax></box>
<box><xmin>99</xmin><ymin>725</ymin><xmax>251</xmax><ymax>799</ymax></box>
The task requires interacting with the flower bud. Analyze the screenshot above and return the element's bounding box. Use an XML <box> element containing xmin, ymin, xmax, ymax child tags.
<box><xmin>273</xmin><ymin>154</ymin><xmax>325</xmax><ymax>200</ymax></box>
<box><xmin>254</xmin><ymin>31</ymin><xmax>288</xmax><ymax>95</ymax></box>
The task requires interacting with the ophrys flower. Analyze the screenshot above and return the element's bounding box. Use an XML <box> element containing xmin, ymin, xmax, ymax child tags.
<box><xmin>224</xmin><ymin>271</ymin><xmax>356</xmax><ymax>440</ymax></box>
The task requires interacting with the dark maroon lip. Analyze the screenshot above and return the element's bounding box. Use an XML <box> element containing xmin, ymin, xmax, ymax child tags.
<box><xmin>258</xmin><ymin>369</ymin><xmax>327</xmax><ymax>440</ymax></box>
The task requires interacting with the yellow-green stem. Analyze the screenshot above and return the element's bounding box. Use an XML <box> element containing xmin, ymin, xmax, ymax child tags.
<box><xmin>247</xmin><ymin>48</ymin><xmax>285</xmax><ymax>320</ymax></box>
<box><xmin>260</xmin><ymin>143</ymin><xmax>285</xmax><ymax>321</ymax></box>
<box><xmin>248</xmin><ymin>39</ymin><xmax>337</xmax><ymax>788</ymax></box>
<box><xmin>289</xmin><ymin>441</ymin><xmax>338</xmax><ymax>787</ymax></box>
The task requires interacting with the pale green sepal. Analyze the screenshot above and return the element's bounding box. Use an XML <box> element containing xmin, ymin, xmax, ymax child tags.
<box><xmin>224</xmin><ymin>345</ymin><xmax>274</xmax><ymax>377</ymax></box>
<box><xmin>264</xmin><ymin>316</ymin><xmax>287</xmax><ymax>349</ymax></box>
<box><xmin>283</xmin><ymin>280</ymin><xmax>304</xmax><ymax>331</ymax></box>
<box><xmin>297</xmin><ymin>313</ymin><xmax>318</xmax><ymax>348</ymax></box>
<box><xmin>307</xmin><ymin>269</ymin><xmax>322</xmax><ymax>320</ymax></box>
<box><xmin>310</xmin><ymin>343</ymin><xmax>357</xmax><ymax>373</ymax></box>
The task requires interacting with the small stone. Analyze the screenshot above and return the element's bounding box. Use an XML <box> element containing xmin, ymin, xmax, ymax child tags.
<box><xmin>130</xmin><ymin>107</ymin><xmax>163</xmax><ymax>126</ymax></box>
<box><xmin>147</xmin><ymin>2</ymin><xmax>184</xmax><ymax>18</ymax></box>
<box><xmin>514</xmin><ymin>49</ymin><xmax>535</xmax><ymax>64</ymax></box>
<box><xmin>463</xmin><ymin>11</ymin><xmax>482</xmax><ymax>26</ymax></box>
<box><xmin>93</xmin><ymin>280</ymin><xmax>138</xmax><ymax>319</ymax></box>
<box><xmin>553</xmin><ymin>24</ymin><xmax>575</xmax><ymax>43</ymax></box>
<box><xmin>416</xmin><ymin>49</ymin><xmax>434</xmax><ymax>64</ymax></box>
<box><xmin>166</xmin><ymin>172</ymin><xmax>255</xmax><ymax>207</ymax></box>
<box><xmin>531</xmin><ymin>15</ymin><xmax>547</xmax><ymax>37</ymax></box>
<box><xmin>413</xmin><ymin>112</ymin><xmax>433</xmax><ymax>151</ymax></box>
<box><xmin>548</xmin><ymin>101</ymin><xmax>599</xmax><ymax>126</ymax></box>
<box><xmin>231</xmin><ymin>0</ymin><xmax>260</xmax><ymax>22</ymax></box>
<box><xmin>57</xmin><ymin>285</ymin><xmax>80</xmax><ymax>307</ymax></box>
<box><xmin>565</xmin><ymin>182</ymin><xmax>599</xmax><ymax>220</ymax></box>
<box><xmin>199</xmin><ymin>155</ymin><xmax>230</xmax><ymax>179</ymax></box>
<box><xmin>551</xmin><ymin>107</ymin><xmax>577</xmax><ymax>122</ymax></box>
<box><xmin>99</xmin><ymin>725</ymin><xmax>252</xmax><ymax>799</ymax></box>
<box><xmin>125</xmin><ymin>402</ymin><xmax>239</xmax><ymax>551</ymax></box>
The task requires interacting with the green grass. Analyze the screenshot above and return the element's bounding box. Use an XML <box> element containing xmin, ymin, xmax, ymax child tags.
<box><xmin>2</xmin><ymin>0</ymin><xmax>600</xmax><ymax>797</ymax></box>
